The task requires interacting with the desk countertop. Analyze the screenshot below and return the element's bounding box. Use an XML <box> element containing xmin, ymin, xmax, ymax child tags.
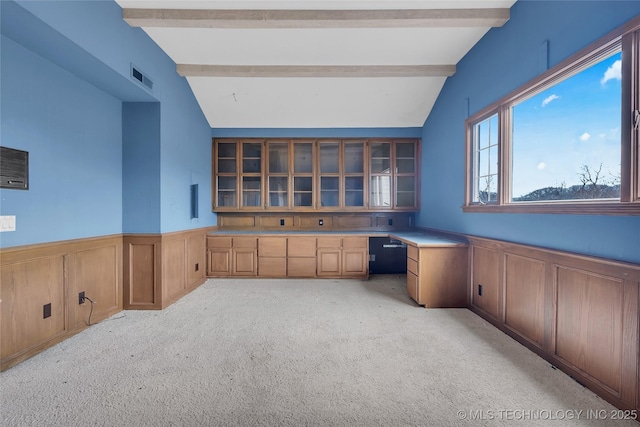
<box><xmin>209</xmin><ymin>229</ymin><xmax>467</xmax><ymax>248</ymax></box>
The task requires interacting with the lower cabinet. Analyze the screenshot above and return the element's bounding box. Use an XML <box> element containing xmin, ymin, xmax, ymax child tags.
<box><xmin>406</xmin><ymin>243</ymin><xmax>468</xmax><ymax>308</ymax></box>
<box><xmin>341</xmin><ymin>237</ymin><xmax>369</xmax><ymax>277</ymax></box>
<box><xmin>287</xmin><ymin>237</ymin><xmax>317</xmax><ymax>277</ymax></box>
<box><xmin>258</xmin><ymin>237</ymin><xmax>287</xmax><ymax>277</ymax></box>
<box><xmin>317</xmin><ymin>236</ymin><xmax>368</xmax><ymax>277</ymax></box>
<box><xmin>207</xmin><ymin>234</ymin><xmax>368</xmax><ymax>278</ymax></box>
<box><xmin>207</xmin><ymin>236</ymin><xmax>257</xmax><ymax>277</ymax></box>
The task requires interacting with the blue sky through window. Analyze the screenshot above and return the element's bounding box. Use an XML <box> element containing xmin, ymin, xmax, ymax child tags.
<box><xmin>511</xmin><ymin>51</ymin><xmax>622</xmax><ymax>200</ymax></box>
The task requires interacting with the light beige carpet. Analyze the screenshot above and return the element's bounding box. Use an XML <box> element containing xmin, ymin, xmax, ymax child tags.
<box><xmin>1</xmin><ymin>275</ymin><xmax>636</xmax><ymax>427</ymax></box>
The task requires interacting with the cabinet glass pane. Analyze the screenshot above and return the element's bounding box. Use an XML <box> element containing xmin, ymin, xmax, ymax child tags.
<box><xmin>268</xmin><ymin>176</ymin><xmax>288</xmax><ymax>207</ymax></box>
<box><xmin>396</xmin><ymin>142</ymin><xmax>415</xmax><ymax>173</ymax></box>
<box><xmin>370</xmin><ymin>143</ymin><xmax>391</xmax><ymax>173</ymax></box>
<box><xmin>269</xmin><ymin>143</ymin><xmax>288</xmax><ymax>173</ymax></box>
<box><xmin>217</xmin><ymin>159</ymin><xmax>236</xmax><ymax>173</ymax></box>
<box><xmin>218</xmin><ymin>143</ymin><xmax>236</xmax><ymax>158</ymax></box>
<box><xmin>345</xmin><ymin>177</ymin><xmax>364</xmax><ymax>206</ymax></box>
<box><xmin>320</xmin><ymin>143</ymin><xmax>339</xmax><ymax>173</ymax></box>
<box><xmin>396</xmin><ymin>142</ymin><xmax>415</xmax><ymax>158</ymax></box>
<box><xmin>294</xmin><ymin>143</ymin><xmax>313</xmax><ymax>173</ymax></box>
<box><xmin>344</xmin><ymin>143</ymin><xmax>364</xmax><ymax>173</ymax></box>
<box><xmin>242</xmin><ymin>143</ymin><xmax>262</xmax><ymax>173</ymax></box>
<box><xmin>217</xmin><ymin>176</ymin><xmax>236</xmax><ymax>207</ymax></box>
<box><xmin>294</xmin><ymin>177</ymin><xmax>313</xmax><ymax>207</ymax></box>
<box><xmin>217</xmin><ymin>143</ymin><xmax>236</xmax><ymax>173</ymax></box>
<box><xmin>242</xmin><ymin>177</ymin><xmax>261</xmax><ymax>206</ymax></box>
<box><xmin>370</xmin><ymin>176</ymin><xmax>391</xmax><ymax>207</ymax></box>
<box><xmin>396</xmin><ymin>176</ymin><xmax>415</xmax><ymax>207</ymax></box>
<box><xmin>320</xmin><ymin>177</ymin><xmax>339</xmax><ymax>207</ymax></box>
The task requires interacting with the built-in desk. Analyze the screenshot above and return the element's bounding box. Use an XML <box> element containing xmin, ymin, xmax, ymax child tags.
<box><xmin>207</xmin><ymin>229</ymin><xmax>468</xmax><ymax>307</ymax></box>
<box><xmin>389</xmin><ymin>232</ymin><xmax>468</xmax><ymax>307</ymax></box>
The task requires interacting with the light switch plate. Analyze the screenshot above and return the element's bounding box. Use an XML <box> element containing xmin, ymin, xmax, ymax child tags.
<box><xmin>0</xmin><ymin>216</ymin><xmax>16</xmax><ymax>232</ymax></box>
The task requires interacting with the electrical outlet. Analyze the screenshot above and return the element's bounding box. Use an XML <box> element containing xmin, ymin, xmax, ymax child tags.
<box><xmin>43</xmin><ymin>303</ymin><xmax>52</xmax><ymax>319</ymax></box>
<box><xmin>280</xmin><ymin>218</ymin><xmax>285</xmax><ymax>226</ymax></box>
<box><xmin>195</xmin><ymin>263</ymin><xmax>199</xmax><ymax>272</ymax></box>
<box><xmin>478</xmin><ymin>284</ymin><xmax>483</xmax><ymax>296</ymax></box>
<box><xmin>79</xmin><ymin>291</ymin><xmax>86</xmax><ymax>305</ymax></box>
<box><xmin>318</xmin><ymin>219</ymin><xmax>323</xmax><ymax>226</ymax></box>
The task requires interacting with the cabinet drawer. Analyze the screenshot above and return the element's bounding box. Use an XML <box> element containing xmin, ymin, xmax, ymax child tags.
<box><xmin>288</xmin><ymin>257</ymin><xmax>316</xmax><ymax>277</ymax></box>
<box><xmin>407</xmin><ymin>257</ymin><xmax>418</xmax><ymax>275</ymax></box>
<box><xmin>258</xmin><ymin>257</ymin><xmax>286</xmax><ymax>277</ymax></box>
<box><xmin>407</xmin><ymin>245</ymin><xmax>418</xmax><ymax>261</ymax></box>
<box><xmin>258</xmin><ymin>237</ymin><xmax>287</xmax><ymax>257</ymax></box>
<box><xmin>208</xmin><ymin>236</ymin><xmax>232</xmax><ymax>248</ymax></box>
<box><xmin>317</xmin><ymin>237</ymin><xmax>342</xmax><ymax>248</ymax></box>
<box><xmin>407</xmin><ymin>271</ymin><xmax>419</xmax><ymax>303</ymax></box>
<box><xmin>287</xmin><ymin>237</ymin><xmax>316</xmax><ymax>257</ymax></box>
<box><xmin>233</xmin><ymin>237</ymin><xmax>257</xmax><ymax>248</ymax></box>
<box><xmin>342</xmin><ymin>236</ymin><xmax>368</xmax><ymax>249</ymax></box>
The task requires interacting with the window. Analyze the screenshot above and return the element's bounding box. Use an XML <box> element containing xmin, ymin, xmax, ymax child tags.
<box><xmin>464</xmin><ymin>16</ymin><xmax>640</xmax><ymax>215</ymax></box>
<box><xmin>471</xmin><ymin>113</ymin><xmax>499</xmax><ymax>204</ymax></box>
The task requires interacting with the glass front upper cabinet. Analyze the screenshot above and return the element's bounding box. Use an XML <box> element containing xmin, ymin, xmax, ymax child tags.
<box><xmin>370</xmin><ymin>142</ymin><xmax>392</xmax><ymax>208</ymax></box>
<box><xmin>215</xmin><ymin>141</ymin><xmax>238</xmax><ymax>209</ymax></box>
<box><xmin>344</xmin><ymin>141</ymin><xmax>364</xmax><ymax>207</ymax></box>
<box><xmin>319</xmin><ymin>141</ymin><xmax>340</xmax><ymax>207</ymax></box>
<box><xmin>293</xmin><ymin>142</ymin><xmax>314</xmax><ymax>207</ymax></box>
<box><xmin>369</xmin><ymin>140</ymin><xmax>417</xmax><ymax>209</ymax></box>
<box><xmin>266</xmin><ymin>141</ymin><xmax>289</xmax><ymax>208</ymax></box>
<box><xmin>241</xmin><ymin>142</ymin><xmax>262</xmax><ymax>208</ymax></box>
<box><xmin>213</xmin><ymin>138</ymin><xmax>418</xmax><ymax>211</ymax></box>
<box><xmin>395</xmin><ymin>142</ymin><xmax>417</xmax><ymax>208</ymax></box>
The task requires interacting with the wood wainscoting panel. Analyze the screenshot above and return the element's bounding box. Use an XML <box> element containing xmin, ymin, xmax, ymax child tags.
<box><xmin>466</xmin><ymin>234</ymin><xmax>639</xmax><ymax>411</ymax></box>
<box><xmin>504</xmin><ymin>253</ymin><xmax>545</xmax><ymax>348</ymax></box>
<box><xmin>71</xmin><ymin>244</ymin><xmax>122</xmax><ymax>330</ymax></box>
<box><xmin>187</xmin><ymin>234</ymin><xmax>206</xmax><ymax>287</ymax></box>
<box><xmin>124</xmin><ymin>235</ymin><xmax>161</xmax><ymax>310</ymax></box>
<box><xmin>555</xmin><ymin>266</ymin><xmax>624</xmax><ymax>396</ymax></box>
<box><xmin>335</xmin><ymin>215</ymin><xmax>373</xmax><ymax>229</ymax></box>
<box><xmin>470</xmin><ymin>245</ymin><xmax>500</xmax><ymax>320</ymax></box>
<box><xmin>1</xmin><ymin>235</ymin><xmax>123</xmax><ymax>371</ymax></box>
<box><xmin>162</xmin><ymin>238</ymin><xmax>187</xmax><ymax>303</ymax></box>
<box><xmin>125</xmin><ymin>228</ymin><xmax>212</xmax><ymax>309</ymax></box>
<box><xmin>1</xmin><ymin>256</ymin><xmax>66</xmax><ymax>362</ymax></box>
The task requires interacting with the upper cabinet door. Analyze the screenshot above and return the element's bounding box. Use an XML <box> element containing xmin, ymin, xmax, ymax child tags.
<box><xmin>214</xmin><ymin>141</ymin><xmax>239</xmax><ymax>209</ymax></box>
<box><xmin>293</xmin><ymin>142</ymin><xmax>314</xmax><ymax>208</ymax></box>
<box><xmin>369</xmin><ymin>140</ymin><xmax>418</xmax><ymax>210</ymax></box>
<box><xmin>319</xmin><ymin>141</ymin><xmax>340</xmax><ymax>208</ymax></box>
<box><xmin>395</xmin><ymin>141</ymin><xmax>418</xmax><ymax>209</ymax></box>
<box><xmin>240</xmin><ymin>142</ymin><xmax>263</xmax><ymax>208</ymax></box>
<box><xmin>266</xmin><ymin>141</ymin><xmax>289</xmax><ymax>209</ymax></box>
<box><xmin>344</xmin><ymin>141</ymin><xmax>365</xmax><ymax>208</ymax></box>
<box><xmin>369</xmin><ymin>141</ymin><xmax>392</xmax><ymax>208</ymax></box>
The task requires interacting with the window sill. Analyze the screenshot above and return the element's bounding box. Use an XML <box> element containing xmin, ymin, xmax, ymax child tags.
<box><xmin>462</xmin><ymin>201</ymin><xmax>640</xmax><ymax>215</ymax></box>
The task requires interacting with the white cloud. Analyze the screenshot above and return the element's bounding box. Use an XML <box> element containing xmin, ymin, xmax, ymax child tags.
<box><xmin>579</xmin><ymin>132</ymin><xmax>591</xmax><ymax>141</ymax></box>
<box><xmin>601</xmin><ymin>59</ymin><xmax>621</xmax><ymax>85</ymax></box>
<box><xmin>537</xmin><ymin>162</ymin><xmax>546</xmax><ymax>170</ymax></box>
<box><xmin>541</xmin><ymin>94</ymin><xmax>560</xmax><ymax>107</ymax></box>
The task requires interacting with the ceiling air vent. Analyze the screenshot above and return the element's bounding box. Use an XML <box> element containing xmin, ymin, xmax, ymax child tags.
<box><xmin>131</xmin><ymin>65</ymin><xmax>153</xmax><ymax>91</ymax></box>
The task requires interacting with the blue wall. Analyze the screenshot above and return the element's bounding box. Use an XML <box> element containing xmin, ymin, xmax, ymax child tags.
<box><xmin>0</xmin><ymin>0</ymin><xmax>215</xmax><ymax>248</ymax></box>
<box><xmin>0</xmin><ymin>35</ymin><xmax>123</xmax><ymax>246</ymax></box>
<box><xmin>419</xmin><ymin>1</ymin><xmax>640</xmax><ymax>263</ymax></box>
<box><xmin>122</xmin><ymin>103</ymin><xmax>161</xmax><ymax>233</ymax></box>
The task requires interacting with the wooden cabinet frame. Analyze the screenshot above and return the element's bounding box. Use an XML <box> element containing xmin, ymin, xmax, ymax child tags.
<box><xmin>213</xmin><ymin>138</ymin><xmax>420</xmax><ymax>212</ymax></box>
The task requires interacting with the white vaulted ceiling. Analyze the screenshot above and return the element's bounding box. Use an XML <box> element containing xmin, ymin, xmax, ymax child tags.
<box><xmin>115</xmin><ymin>0</ymin><xmax>516</xmax><ymax>128</ymax></box>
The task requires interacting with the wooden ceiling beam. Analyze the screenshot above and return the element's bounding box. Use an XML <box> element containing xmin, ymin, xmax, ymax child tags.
<box><xmin>176</xmin><ymin>64</ymin><xmax>456</xmax><ymax>78</ymax></box>
<box><xmin>123</xmin><ymin>8</ymin><xmax>510</xmax><ymax>29</ymax></box>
